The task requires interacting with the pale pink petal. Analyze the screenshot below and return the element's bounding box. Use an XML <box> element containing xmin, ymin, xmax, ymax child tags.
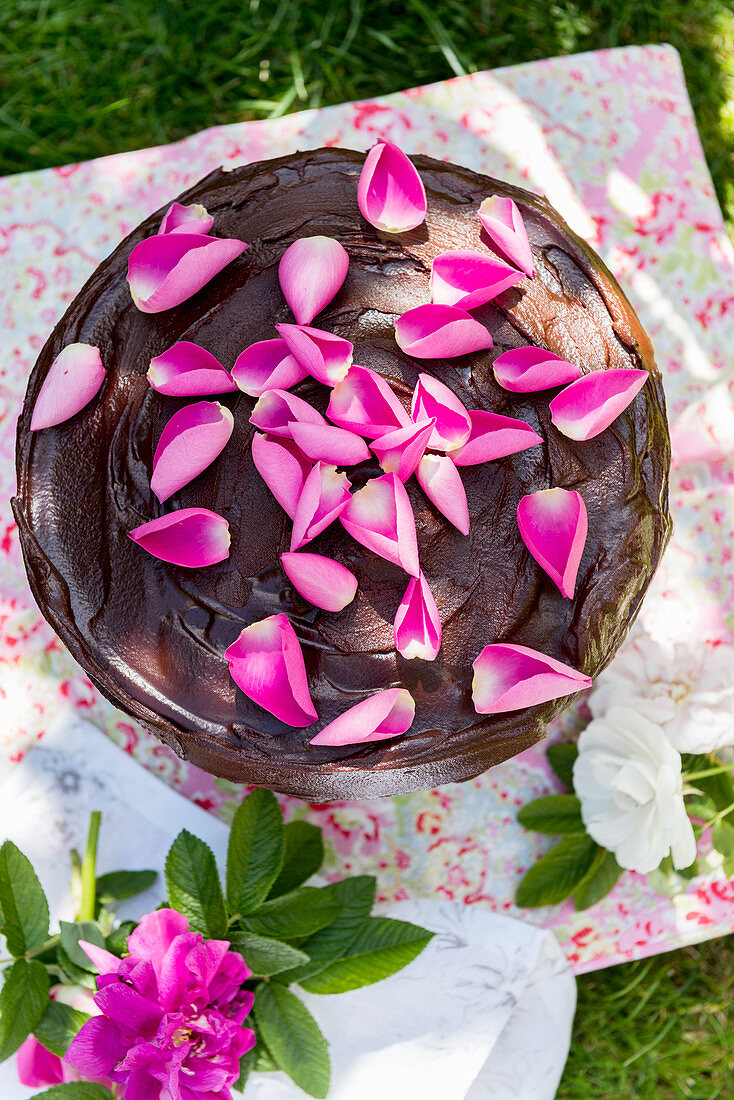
<box><xmin>250</xmin><ymin>389</ymin><xmax>326</xmax><ymax>438</ymax></box>
<box><xmin>281</xmin><ymin>552</ymin><xmax>358</xmax><ymax>612</ymax></box>
<box><xmin>394</xmin><ymin>571</ymin><xmax>441</xmax><ymax>660</ymax></box>
<box><xmin>415</xmin><ymin>454</ymin><xmax>470</xmax><ymax>535</ymax></box>
<box><xmin>430</xmin><ymin>250</ymin><xmax>524</xmax><ymax>309</ymax></box>
<box><xmin>357</xmin><ymin>142</ymin><xmax>427</xmax><ymax>234</ymax></box>
<box><xmin>129</xmin><ymin>508</ymin><xmax>230</xmax><ymax>567</ymax></box>
<box><xmin>150</xmin><ymin>401</ymin><xmax>234</xmax><ymax>503</ymax></box>
<box><xmin>395</xmin><ymin>304</ymin><xmax>493</xmax><ymax>359</ymax></box>
<box><xmin>370</xmin><ymin>418</ymin><xmax>435</xmax><ymax>481</ymax></box>
<box><xmin>472</xmin><ymin>642</ymin><xmax>591</xmax><ymax>713</ymax></box>
<box><xmin>225</xmin><ymin>614</ymin><xmax>317</xmax><ymax>727</ymax></box>
<box><xmin>493</xmin><ymin>346</ymin><xmax>582</xmax><ymax>392</ymax></box>
<box><xmin>549</xmin><ymin>368</ymin><xmax>649</xmax><ymax>440</ymax></box>
<box><xmin>31</xmin><ymin>343</ymin><xmax>105</xmax><ymax>430</ymax></box>
<box><xmin>310</xmin><ymin>688</ymin><xmax>415</xmax><ymax>746</ymax></box>
<box><xmin>251</xmin><ymin>432</ymin><xmax>312</xmax><ymax>519</ymax></box>
<box><xmin>231</xmin><ymin>339</ymin><xmax>307</xmax><ymax>397</ymax></box>
<box><xmin>127</xmin><ymin>233</ymin><xmax>248</xmax><ymax>314</ymax></box>
<box><xmin>289</xmin><ymin>421</ymin><xmax>370</xmax><ymax>466</ymax></box>
<box><xmin>411</xmin><ymin>373</ymin><xmax>471</xmax><ymax>451</ymax></box>
<box><xmin>17</xmin><ymin>1034</ymin><xmax>64</xmax><ymax>1087</ymax></box>
<box><xmin>477</xmin><ymin>196</ymin><xmax>534</xmax><ymax>277</ymax></box>
<box><xmin>450</xmin><ymin>411</ymin><xmax>543</xmax><ymax>466</ymax></box>
<box><xmin>279</xmin><ymin>236</ymin><xmax>349</xmax><ymax>325</ymax></box>
<box><xmin>291</xmin><ymin>462</ymin><xmax>352</xmax><ymax>550</ymax></box>
<box><xmin>340</xmin><ymin>472</ymin><xmax>419</xmax><ymax>576</ymax></box>
<box><xmin>517</xmin><ymin>488</ymin><xmax>588</xmax><ymax>598</ymax></box>
<box><xmin>276</xmin><ymin>323</ymin><xmax>353</xmax><ymax>386</ymax></box>
<box><xmin>147</xmin><ymin>340</ymin><xmax>237</xmax><ymax>396</ymax></box>
<box><xmin>327</xmin><ymin>365</ymin><xmax>411</xmax><ymax>439</ymax></box>
<box><xmin>158</xmin><ymin>202</ymin><xmax>214</xmax><ymax>236</ymax></box>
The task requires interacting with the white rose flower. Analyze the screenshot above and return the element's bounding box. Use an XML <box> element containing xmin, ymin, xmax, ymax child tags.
<box><xmin>573</xmin><ymin>706</ymin><xmax>696</xmax><ymax>874</ymax></box>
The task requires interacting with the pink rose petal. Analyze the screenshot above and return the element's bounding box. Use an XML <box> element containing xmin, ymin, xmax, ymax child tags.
<box><xmin>517</xmin><ymin>488</ymin><xmax>588</xmax><ymax>598</ymax></box>
<box><xmin>341</xmin><ymin>472</ymin><xmax>419</xmax><ymax>576</ymax></box>
<box><xmin>150</xmin><ymin>400</ymin><xmax>234</xmax><ymax>503</ymax></box>
<box><xmin>127</xmin><ymin>233</ymin><xmax>248</xmax><ymax>314</ymax></box>
<box><xmin>478</xmin><ymin>196</ymin><xmax>534</xmax><ymax>277</ymax></box>
<box><xmin>327</xmin><ymin>365</ymin><xmax>411</xmax><ymax>439</ymax></box>
<box><xmin>357</xmin><ymin>142</ymin><xmax>427</xmax><ymax>234</ymax></box>
<box><xmin>291</xmin><ymin>462</ymin><xmax>352</xmax><ymax>551</ymax></box>
<box><xmin>281</xmin><ymin>552</ymin><xmax>358</xmax><ymax>612</ymax></box>
<box><xmin>549</xmin><ymin>368</ymin><xmax>649</xmax><ymax>441</ymax></box>
<box><xmin>276</xmin><ymin>323</ymin><xmax>353</xmax><ymax>387</ymax></box>
<box><xmin>493</xmin><ymin>346</ymin><xmax>583</xmax><ymax>392</ymax></box>
<box><xmin>411</xmin><ymin>373</ymin><xmax>472</xmax><ymax>451</ymax></box>
<box><xmin>250</xmin><ymin>389</ymin><xmax>326</xmax><ymax>438</ymax></box>
<box><xmin>416</xmin><ymin>453</ymin><xmax>470</xmax><ymax>535</ymax></box>
<box><xmin>451</xmin><ymin>411</ymin><xmax>543</xmax><ymax>466</ymax></box>
<box><xmin>225</xmin><ymin>614</ymin><xmax>317</xmax><ymax>727</ymax></box>
<box><xmin>231</xmin><ymin>339</ymin><xmax>308</xmax><ymax>397</ymax></box>
<box><xmin>395</xmin><ymin>304</ymin><xmax>493</xmax><ymax>359</ymax></box>
<box><xmin>289</xmin><ymin>421</ymin><xmax>370</xmax><ymax>466</ymax></box>
<box><xmin>310</xmin><ymin>688</ymin><xmax>415</xmax><ymax>746</ymax></box>
<box><xmin>31</xmin><ymin>342</ymin><xmax>105</xmax><ymax>430</ymax></box>
<box><xmin>370</xmin><ymin>418</ymin><xmax>435</xmax><ymax>481</ymax></box>
<box><xmin>148</xmin><ymin>340</ymin><xmax>238</xmax><ymax>396</ymax></box>
<box><xmin>251</xmin><ymin>432</ymin><xmax>313</xmax><ymax>519</ymax></box>
<box><xmin>158</xmin><ymin>202</ymin><xmax>214</xmax><ymax>236</ymax></box>
<box><xmin>472</xmin><ymin>642</ymin><xmax>591</xmax><ymax>713</ymax></box>
<box><xmin>279</xmin><ymin>236</ymin><xmax>349</xmax><ymax>325</ymax></box>
<box><xmin>430</xmin><ymin>250</ymin><xmax>524</xmax><ymax>310</ymax></box>
<box><xmin>129</xmin><ymin>508</ymin><xmax>230</xmax><ymax>567</ymax></box>
<box><xmin>394</xmin><ymin>571</ymin><xmax>441</xmax><ymax>661</ymax></box>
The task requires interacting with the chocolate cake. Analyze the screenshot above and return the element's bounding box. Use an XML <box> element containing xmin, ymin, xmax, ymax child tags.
<box><xmin>13</xmin><ymin>148</ymin><xmax>671</xmax><ymax>800</ymax></box>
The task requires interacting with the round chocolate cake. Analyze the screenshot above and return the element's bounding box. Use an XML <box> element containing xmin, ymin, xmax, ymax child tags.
<box><xmin>13</xmin><ymin>148</ymin><xmax>671</xmax><ymax>800</ymax></box>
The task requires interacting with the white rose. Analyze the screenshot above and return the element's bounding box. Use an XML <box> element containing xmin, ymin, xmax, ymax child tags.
<box><xmin>573</xmin><ymin>706</ymin><xmax>696</xmax><ymax>874</ymax></box>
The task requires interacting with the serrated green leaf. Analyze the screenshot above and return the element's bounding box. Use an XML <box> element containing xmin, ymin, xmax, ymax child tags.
<box><xmin>227</xmin><ymin>790</ymin><xmax>284</xmax><ymax>917</ymax></box>
<box><xmin>106</xmin><ymin>920</ymin><xmax>137</xmax><ymax>957</ymax></box>
<box><xmin>0</xmin><ymin>841</ymin><xmax>50</xmax><ymax>957</ymax></box>
<box><xmin>574</xmin><ymin>849</ymin><xmax>623</xmax><ymax>910</ymax></box>
<box><xmin>29</xmin><ymin>1085</ymin><xmax>114</xmax><ymax>1099</ymax></box>
<box><xmin>95</xmin><ymin>869</ymin><xmax>157</xmax><ymax>904</ymax></box>
<box><xmin>254</xmin><ymin>1040</ymin><xmax>279</xmax><ymax>1072</ymax></box>
<box><xmin>228</xmin><ymin>931</ymin><xmax>309</xmax><ymax>976</ymax></box>
<box><xmin>33</xmin><ymin>999</ymin><xmax>90</xmax><ymax>1057</ymax></box>
<box><xmin>516</xmin><ymin>834</ymin><xmax>600</xmax><ymax>908</ymax></box>
<box><xmin>546</xmin><ymin>741</ymin><xmax>578</xmax><ymax>790</ymax></box>
<box><xmin>241</xmin><ymin>886</ymin><xmax>340</xmax><ymax>940</ymax></box>
<box><xmin>59</xmin><ymin>920</ymin><xmax>106</xmax><ymax>972</ymax></box>
<box><xmin>254</xmin><ymin>983</ymin><xmax>330</xmax><ymax>1098</ymax></box>
<box><xmin>0</xmin><ymin>958</ymin><xmax>50</xmax><ymax>1062</ymax></box>
<box><xmin>236</xmin><ymin>1044</ymin><xmax>258</xmax><ymax>1090</ymax></box>
<box><xmin>277</xmin><ymin>876</ymin><xmax>376</xmax><ymax>985</ymax></box>
<box><xmin>56</xmin><ymin>944</ymin><xmax>97</xmax><ymax>989</ymax></box>
<box><xmin>299</xmin><ymin>916</ymin><xmax>433</xmax><ymax>995</ymax></box>
<box><xmin>269</xmin><ymin>821</ymin><xmax>324</xmax><ymax>899</ymax></box>
<box><xmin>517</xmin><ymin>794</ymin><xmax>583</xmax><ymax>835</ymax></box>
<box><xmin>165</xmin><ymin>830</ymin><xmax>227</xmax><ymax>938</ymax></box>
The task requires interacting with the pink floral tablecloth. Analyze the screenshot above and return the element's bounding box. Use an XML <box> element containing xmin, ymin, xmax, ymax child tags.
<box><xmin>2</xmin><ymin>45</ymin><xmax>733</xmax><ymax>973</ymax></box>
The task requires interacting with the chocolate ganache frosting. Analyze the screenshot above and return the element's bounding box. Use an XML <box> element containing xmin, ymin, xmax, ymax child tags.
<box><xmin>14</xmin><ymin>148</ymin><xmax>671</xmax><ymax>800</ymax></box>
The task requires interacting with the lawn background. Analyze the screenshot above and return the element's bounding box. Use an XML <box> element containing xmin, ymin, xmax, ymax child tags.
<box><xmin>2</xmin><ymin>1</ymin><xmax>734</xmax><ymax>1096</ymax></box>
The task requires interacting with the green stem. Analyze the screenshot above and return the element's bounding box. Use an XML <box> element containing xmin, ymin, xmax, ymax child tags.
<box><xmin>706</xmin><ymin>803</ymin><xmax>734</xmax><ymax>830</ymax></box>
<box><xmin>684</xmin><ymin>762</ymin><xmax>734</xmax><ymax>782</ymax></box>
<box><xmin>79</xmin><ymin>811</ymin><xmax>102</xmax><ymax>921</ymax></box>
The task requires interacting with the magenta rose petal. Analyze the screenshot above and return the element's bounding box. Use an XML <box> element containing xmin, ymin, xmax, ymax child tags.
<box><xmin>472</xmin><ymin>642</ymin><xmax>591</xmax><ymax>713</ymax></box>
<box><xmin>66</xmin><ymin>1016</ymin><xmax>128</xmax><ymax>1078</ymax></box>
<box><xmin>278</xmin><ymin>236</ymin><xmax>349</xmax><ymax>325</ymax></box>
<box><xmin>290</xmin><ymin>462</ymin><xmax>352</xmax><ymax>551</ymax></box>
<box><xmin>148</xmin><ymin>340</ymin><xmax>238</xmax><ymax>396</ymax></box>
<box><xmin>370</xmin><ymin>418</ymin><xmax>435</xmax><ymax>481</ymax></box>
<box><xmin>225</xmin><ymin>614</ymin><xmax>317</xmax><ymax>726</ymax></box>
<box><xmin>231</xmin><ymin>339</ymin><xmax>308</xmax><ymax>397</ymax></box>
<box><xmin>450</xmin><ymin>410</ymin><xmax>543</xmax><ymax>466</ymax></box>
<box><xmin>289</xmin><ymin>421</ymin><xmax>370</xmax><ymax>466</ymax></box>
<box><xmin>158</xmin><ymin>201</ymin><xmax>214</xmax><ymax>236</ymax></box>
<box><xmin>94</xmin><ymin>983</ymin><xmax>163</xmax><ymax>1034</ymax></box>
<box><xmin>129</xmin><ymin>508</ymin><xmax>230</xmax><ymax>567</ymax></box>
<box><xmin>17</xmin><ymin>1034</ymin><xmax>64</xmax><ymax>1088</ymax></box>
<box><xmin>276</xmin><ymin>323</ymin><xmax>354</xmax><ymax>386</ymax></box>
<box><xmin>281</xmin><ymin>552</ymin><xmax>358</xmax><ymax>612</ymax></box>
<box><xmin>30</xmin><ymin>342</ymin><xmax>105</xmax><ymax>430</ymax></box>
<box><xmin>416</xmin><ymin>453</ymin><xmax>470</xmax><ymax>535</ymax></box>
<box><xmin>341</xmin><ymin>472</ymin><xmax>419</xmax><ymax>576</ymax></box>
<box><xmin>493</xmin><ymin>346</ymin><xmax>583</xmax><ymax>393</ymax></box>
<box><xmin>327</xmin><ymin>365</ymin><xmax>411</xmax><ymax>439</ymax></box>
<box><xmin>549</xmin><ymin>368</ymin><xmax>649</xmax><ymax>441</ymax></box>
<box><xmin>78</xmin><ymin>939</ymin><xmax>123</xmax><ymax>975</ymax></box>
<box><xmin>478</xmin><ymin>195</ymin><xmax>534</xmax><ymax>277</ymax></box>
<box><xmin>357</xmin><ymin>142</ymin><xmax>427</xmax><ymax>234</ymax></box>
<box><xmin>395</xmin><ymin>303</ymin><xmax>493</xmax><ymax>359</ymax></box>
<box><xmin>127</xmin><ymin>233</ymin><xmax>248</xmax><ymax>314</ymax></box>
<box><xmin>394</xmin><ymin>571</ymin><xmax>441</xmax><ymax>661</ymax></box>
<box><xmin>250</xmin><ymin>388</ymin><xmax>326</xmax><ymax>438</ymax></box>
<box><xmin>411</xmin><ymin>373</ymin><xmax>472</xmax><ymax>451</ymax></box>
<box><xmin>150</xmin><ymin>400</ymin><xmax>234</xmax><ymax>503</ymax></box>
<box><xmin>517</xmin><ymin>488</ymin><xmax>588</xmax><ymax>598</ymax></box>
<box><xmin>252</xmin><ymin>432</ymin><xmax>312</xmax><ymax>519</ymax></box>
<box><xmin>430</xmin><ymin>249</ymin><xmax>524</xmax><ymax>310</ymax></box>
<box><xmin>310</xmin><ymin>688</ymin><xmax>415</xmax><ymax>746</ymax></box>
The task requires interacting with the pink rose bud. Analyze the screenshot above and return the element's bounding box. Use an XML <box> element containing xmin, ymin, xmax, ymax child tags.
<box><xmin>395</xmin><ymin>304</ymin><xmax>493</xmax><ymax>359</ymax></box>
<box><xmin>450</xmin><ymin>411</ymin><xmax>543</xmax><ymax>466</ymax></box>
<box><xmin>231</xmin><ymin>339</ymin><xmax>307</xmax><ymax>397</ymax></box>
<box><xmin>31</xmin><ymin>343</ymin><xmax>105</xmax><ymax>431</ymax></box>
<box><xmin>225</xmin><ymin>614</ymin><xmax>317</xmax><ymax>727</ymax></box>
<box><xmin>430</xmin><ymin>249</ymin><xmax>523</xmax><ymax>310</ymax></box>
<box><xmin>252</xmin><ymin>432</ymin><xmax>313</xmax><ymax>519</ymax></box>
<box><xmin>394</xmin><ymin>571</ymin><xmax>441</xmax><ymax>661</ymax></box>
<box><xmin>276</xmin><ymin>323</ymin><xmax>353</xmax><ymax>386</ymax></box>
<box><xmin>416</xmin><ymin>454</ymin><xmax>470</xmax><ymax>535</ymax></box>
<box><xmin>549</xmin><ymin>368</ymin><xmax>649</xmax><ymax>441</ymax></box>
<box><xmin>310</xmin><ymin>688</ymin><xmax>415</xmax><ymax>746</ymax></box>
<box><xmin>291</xmin><ymin>462</ymin><xmax>352</xmax><ymax>551</ymax></box>
<box><xmin>370</xmin><ymin>418</ymin><xmax>435</xmax><ymax>481</ymax></box>
<box><xmin>129</xmin><ymin>508</ymin><xmax>230</xmax><ymax>567</ymax></box>
<box><xmin>477</xmin><ymin>195</ymin><xmax>534</xmax><ymax>277</ymax></box>
<box><xmin>127</xmin><ymin>232</ymin><xmax>248</xmax><ymax>314</ymax></box>
<box><xmin>357</xmin><ymin>142</ymin><xmax>427</xmax><ymax>234</ymax></box>
<box><xmin>341</xmin><ymin>472</ymin><xmax>419</xmax><ymax>577</ymax></box>
<box><xmin>150</xmin><ymin>401</ymin><xmax>234</xmax><ymax>503</ymax></box>
<box><xmin>289</xmin><ymin>421</ymin><xmax>370</xmax><ymax>467</ymax></box>
<box><xmin>250</xmin><ymin>389</ymin><xmax>326</xmax><ymax>439</ymax></box>
<box><xmin>327</xmin><ymin>365</ymin><xmax>411</xmax><ymax>439</ymax></box>
<box><xmin>493</xmin><ymin>346</ymin><xmax>582</xmax><ymax>392</ymax></box>
<box><xmin>472</xmin><ymin>642</ymin><xmax>591</xmax><ymax>713</ymax></box>
<box><xmin>158</xmin><ymin>201</ymin><xmax>214</xmax><ymax>236</ymax></box>
<box><xmin>517</xmin><ymin>488</ymin><xmax>588</xmax><ymax>598</ymax></box>
<box><xmin>281</xmin><ymin>552</ymin><xmax>358</xmax><ymax>612</ymax></box>
<box><xmin>148</xmin><ymin>341</ymin><xmax>238</xmax><ymax>396</ymax></box>
<box><xmin>279</xmin><ymin>236</ymin><xmax>350</xmax><ymax>325</ymax></box>
<box><xmin>411</xmin><ymin>373</ymin><xmax>471</xmax><ymax>451</ymax></box>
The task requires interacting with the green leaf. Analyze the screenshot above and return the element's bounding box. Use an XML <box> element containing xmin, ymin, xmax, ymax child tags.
<box><xmin>241</xmin><ymin>886</ymin><xmax>340</xmax><ymax>940</ymax></box>
<box><xmin>95</xmin><ymin>869</ymin><xmax>157</xmax><ymax>904</ymax></box>
<box><xmin>269</xmin><ymin>821</ymin><xmax>324</xmax><ymax>898</ymax></box>
<box><xmin>517</xmin><ymin>794</ymin><xmax>584</xmax><ymax>835</ymax></box>
<box><xmin>546</xmin><ymin>741</ymin><xmax>578</xmax><ymax>790</ymax></box>
<box><xmin>277</xmin><ymin>876</ymin><xmax>376</xmax><ymax>984</ymax></box>
<box><xmin>574</xmin><ymin>850</ymin><xmax>623</xmax><ymax>910</ymax></box>
<box><xmin>516</xmin><ymin>834</ymin><xmax>600</xmax><ymax>909</ymax></box>
<box><xmin>254</xmin><ymin>1040</ymin><xmax>279</xmax><ymax>1072</ymax></box>
<box><xmin>236</xmin><ymin>1044</ymin><xmax>258</xmax><ymax>1090</ymax></box>
<box><xmin>713</xmin><ymin>819</ymin><xmax>734</xmax><ymax>860</ymax></box>
<box><xmin>254</xmin><ymin>983</ymin><xmax>330</xmax><ymax>1098</ymax></box>
<box><xmin>0</xmin><ymin>840</ymin><xmax>50</xmax><ymax>956</ymax></box>
<box><xmin>0</xmin><ymin>958</ymin><xmax>50</xmax><ymax>1062</ymax></box>
<box><xmin>29</xmin><ymin>1085</ymin><xmax>114</xmax><ymax>1099</ymax></box>
<box><xmin>56</xmin><ymin>944</ymin><xmax>96</xmax><ymax>989</ymax></box>
<box><xmin>59</xmin><ymin>920</ymin><xmax>106</xmax><ymax>972</ymax></box>
<box><xmin>33</xmin><ymin>999</ymin><xmax>91</xmax><ymax>1057</ymax></box>
<box><xmin>687</xmin><ymin>756</ymin><xmax>734</xmax><ymax>811</ymax></box>
<box><xmin>165</xmin><ymin>830</ymin><xmax>227</xmax><ymax>938</ymax></box>
<box><xmin>228</xmin><ymin>931</ymin><xmax>309</xmax><ymax>976</ymax></box>
<box><xmin>106</xmin><ymin>920</ymin><xmax>137</xmax><ymax>957</ymax></box>
<box><xmin>299</xmin><ymin>916</ymin><xmax>433</xmax><ymax>995</ymax></box>
<box><xmin>227</xmin><ymin>790</ymin><xmax>284</xmax><ymax>916</ymax></box>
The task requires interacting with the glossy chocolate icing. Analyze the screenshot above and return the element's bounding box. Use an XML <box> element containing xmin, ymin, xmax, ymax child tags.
<box><xmin>14</xmin><ymin>149</ymin><xmax>671</xmax><ymax>800</ymax></box>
